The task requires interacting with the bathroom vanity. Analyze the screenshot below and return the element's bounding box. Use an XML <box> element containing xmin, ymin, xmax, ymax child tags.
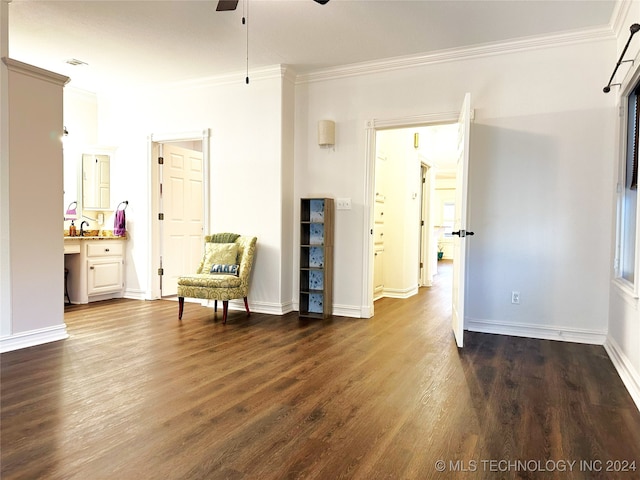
<box><xmin>64</xmin><ymin>236</ymin><xmax>126</xmax><ymax>304</ymax></box>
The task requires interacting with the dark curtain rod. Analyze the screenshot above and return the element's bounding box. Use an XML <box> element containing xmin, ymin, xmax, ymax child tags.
<box><xmin>604</xmin><ymin>23</ymin><xmax>640</xmax><ymax>93</ymax></box>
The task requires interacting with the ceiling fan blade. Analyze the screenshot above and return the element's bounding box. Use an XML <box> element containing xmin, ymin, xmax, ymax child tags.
<box><xmin>313</xmin><ymin>0</ymin><xmax>330</xmax><ymax>4</ymax></box>
<box><xmin>216</xmin><ymin>0</ymin><xmax>239</xmax><ymax>11</ymax></box>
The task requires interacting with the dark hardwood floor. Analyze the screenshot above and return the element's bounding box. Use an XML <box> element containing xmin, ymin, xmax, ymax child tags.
<box><xmin>2</xmin><ymin>262</ymin><xmax>639</xmax><ymax>479</ymax></box>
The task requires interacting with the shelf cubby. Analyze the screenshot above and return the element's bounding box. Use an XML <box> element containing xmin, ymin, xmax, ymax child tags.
<box><xmin>299</xmin><ymin>198</ymin><xmax>334</xmax><ymax>319</ymax></box>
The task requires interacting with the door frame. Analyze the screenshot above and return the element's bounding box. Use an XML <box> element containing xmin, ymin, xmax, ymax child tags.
<box><xmin>148</xmin><ymin>129</ymin><xmax>211</xmax><ymax>300</ymax></box>
<box><xmin>419</xmin><ymin>161</ymin><xmax>434</xmax><ymax>287</ymax></box>
<box><xmin>363</xmin><ymin>112</ymin><xmax>459</xmax><ymax>317</ymax></box>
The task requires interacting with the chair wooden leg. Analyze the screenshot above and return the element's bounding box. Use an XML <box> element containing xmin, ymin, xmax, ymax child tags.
<box><xmin>214</xmin><ymin>300</ymin><xmax>218</xmax><ymax>312</ymax></box>
<box><xmin>178</xmin><ymin>297</ymin><xmax>184</xmax><ymax>320</ymax></box>
<box><xmin>243</xmin><ymin>297</ymin><xmax>251</xmax><ymax>316</ymax></box>
<box><xmin>222</xmin><ymin>301</ymin><xmax>229</xmax><ymax>324</ymax></box>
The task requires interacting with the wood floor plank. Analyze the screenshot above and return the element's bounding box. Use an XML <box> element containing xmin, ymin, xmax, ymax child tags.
<box><xmin>2</xmin><ymin>263</ymin><xmax>640</xmax><ymax>479</ymax></box>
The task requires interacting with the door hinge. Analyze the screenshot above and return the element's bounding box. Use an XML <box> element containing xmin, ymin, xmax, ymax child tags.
<box><xmin>158</xmin><ymin>156</ymin><xmax>164</xmax><ymax>165</ymax></box>
<box><xmin>158</xmin><ymin>213</ymin><xmax>164</xmax><ymax>220</ymax></box>
<box><xmin>420</xmin><ymin>262</ymin><xmax>423</xmax><ymax>268</ymax></box>
<box><xmin>421</xmin><ymin>220</ymin><xmax>424</xmax><ymax>226</ymax></box>
<box><xmin>158</xmin><ymin>268</ymin><xmax>164</xmax><ymax>276</ymax></box>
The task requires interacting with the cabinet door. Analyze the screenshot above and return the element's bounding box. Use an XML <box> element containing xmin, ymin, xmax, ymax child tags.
<box><xmin>87</xmin><ymin>258</ymin><xmax>123</xmax><ymax>295</ymax></box>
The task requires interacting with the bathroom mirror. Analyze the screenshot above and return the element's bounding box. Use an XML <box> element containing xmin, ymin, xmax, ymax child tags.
<box><xmin>82</xmin><ymin>153</ymin><xmax>110</xmax><ymax>210</ymax></box>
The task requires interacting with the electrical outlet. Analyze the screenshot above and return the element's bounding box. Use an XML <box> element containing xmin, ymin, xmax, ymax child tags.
<box><xmin>336</xmin><ymin>198</ymin><xmax>352</xmax><ymax>210</ymax></box>
<box><xmin>511</xmin><ymin>291</ymin><xmax>520</xmax><ymax>304</ymax></box>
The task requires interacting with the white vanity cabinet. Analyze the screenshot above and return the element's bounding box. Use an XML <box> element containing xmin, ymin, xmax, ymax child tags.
<box><xmin>86</xmin><ymin>242</ymin><xmax>124</xmax><ymax>296</ymax></box>
<box><xmin>64</xmin><ymin>238</ymin><xmax>125</xmax><ymax>304</ymax></box>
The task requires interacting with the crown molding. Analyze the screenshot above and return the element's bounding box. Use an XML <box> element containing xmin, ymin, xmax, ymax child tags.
<box><xmin>611</xmin><ymin>0</ymin><xmax>633</xmax><ymax>39</ymax></box>
<box><xmin>296</xmin><ymin>26</ymin><xmax>615</xmax><ymax>85</ymax></box>
<box><xmin>140</xmin><ymin>64</ymin><xmax>293</xmax><ymax>92</ymax></box>
<box><xmin>2</xmin><ymin>57</ymin><xmax>70</xmax><ymax>86</ymax></box>
<box><xmin>281</xmin><ymin>65</ymin><xmax>297</xmax><ymax>85</ymax></box>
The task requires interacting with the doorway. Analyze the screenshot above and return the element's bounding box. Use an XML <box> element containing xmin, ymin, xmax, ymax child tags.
<box><xmin>371</xmin><ymin>123</ymin><xmax>458</xmax><ymax>306</ymax></box>
<box><xmin>149</xmin><ymin>130</ymin><xmax>211</xmax><ymax>299</ymax></box>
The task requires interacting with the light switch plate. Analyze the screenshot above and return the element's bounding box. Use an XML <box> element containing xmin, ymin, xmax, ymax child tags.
<box><xmin>336</xmin><ymin>198</ymin><xmax>352</xmax><ymax>210</ymax></box>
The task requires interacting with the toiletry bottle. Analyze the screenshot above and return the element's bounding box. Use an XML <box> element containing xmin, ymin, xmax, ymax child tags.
<box><xmin>69</xmin><ymin>220</ymin><xmax>76</xmax><ymax>237</ymax></box>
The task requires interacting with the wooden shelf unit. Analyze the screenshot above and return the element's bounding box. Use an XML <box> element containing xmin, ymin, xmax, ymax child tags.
<box><xmin>299</xmin><ymin>198</ymin><xmax>334</xmax><ymax>319</ymax></box>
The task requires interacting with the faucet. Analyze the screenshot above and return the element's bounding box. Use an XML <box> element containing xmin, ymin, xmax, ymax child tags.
<box><xmin>80</xmin><ymin>220</ymin><xmax>89</xmax><ymax>237</ymax></box>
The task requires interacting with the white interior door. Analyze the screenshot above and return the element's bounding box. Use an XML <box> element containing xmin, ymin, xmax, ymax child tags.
<box><xmin>451</xmin><ymin>93</ymin><xmax>472</xmax><ymax>348</ymax></box>
<box><xmin>160</xmin><ymin>144</ymin><xmax>204</xmax><ymax>297</ymax></box>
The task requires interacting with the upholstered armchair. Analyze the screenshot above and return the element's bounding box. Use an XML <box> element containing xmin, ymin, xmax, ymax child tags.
<box><xmin>178</xmin><ymin>233</ymin><xmax>257</xmax><ymax>324</ymax></box>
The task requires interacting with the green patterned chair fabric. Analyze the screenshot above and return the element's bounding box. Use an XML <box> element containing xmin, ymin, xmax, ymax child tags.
<box><xmin>177</xmin><ymin>234</ymin><xmax>257</xmax><ymax>324</ymax></box>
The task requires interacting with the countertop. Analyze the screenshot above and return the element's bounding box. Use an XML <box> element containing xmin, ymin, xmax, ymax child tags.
<box><xmin>64</xmin><ymin>229</ymin><xmax>126</xmax><ymax>240</ymax></box>
<box><xmin>64</xmin><ymin>236</ymin><xmax>125</xmax><ymax>240</ymax></box>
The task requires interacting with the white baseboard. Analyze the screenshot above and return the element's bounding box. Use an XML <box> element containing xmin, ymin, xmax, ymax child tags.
<box><xmin>382</xmin><ymin>286</ymin><xmax>419</xmax><ymax>299</ymax></box>
<box><xmin>207</xmin><ymin>299</ymin><xmax>295</xmax><ymax>316</ymax></box>
<box><xmin>360</xmin><ymin>305</ymin><xmax>373</xmax><ymax>318</ymax></box>
<box><xmin>0</xmin><ymin>324</ymin><xmax>69</xmax><ymax>353</ymax></box>
<box><xmin>124</xmin><ymin>288</ymin><xmax>147</xmax><ymax>300</ymax></box>
<box><xmin>466</xmin><ymin>317</ymin><xmax>607</xmax><ymax>345</ymax></box>
<box><xmin>604</xmin><ymin>335</ymin><xmax>640</xmax><ymax>412</ymax></box>
<box><xmin>333</xmin><ymin>304</ymin><xmax>364</xmax><ymax>318</ymax></box>
<box><xmin>292</xmin><ymin>300</ymin><xmax>368</xmax><ymax>319</ymax></box>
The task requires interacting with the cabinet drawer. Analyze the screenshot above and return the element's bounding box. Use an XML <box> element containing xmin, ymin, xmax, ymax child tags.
<box><xmin>64</xmin><ymin>243</ymin><xmax>81</xmax><ymax>254</ymax></box>
<box><xmin>86</xmin><ymin>242</ymin><xmax>123</xmax><ymax>257</ymax></box>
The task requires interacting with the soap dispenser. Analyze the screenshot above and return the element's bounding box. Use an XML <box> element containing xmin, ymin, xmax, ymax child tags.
<box><xmin>69</xmin><ymin>220</ymin><xmax>77</xmax><ymax>237</ymax></box>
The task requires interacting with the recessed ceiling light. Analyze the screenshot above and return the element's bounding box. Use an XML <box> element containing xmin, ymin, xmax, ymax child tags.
<box><xmin>65</xmin><ymin>58</ymin><xmax>88</xmax><ymax>66</ymax></box>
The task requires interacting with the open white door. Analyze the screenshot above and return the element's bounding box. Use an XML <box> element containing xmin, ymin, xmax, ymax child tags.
<box><xmin>451</xmin><ymin>93</ymin><xmax>472</xmax><ymax>348</ymax></box>
<box><xmin>160</xmin><ymin>143</ymin><xmax>204</xmax><ymax>297</ymax></box>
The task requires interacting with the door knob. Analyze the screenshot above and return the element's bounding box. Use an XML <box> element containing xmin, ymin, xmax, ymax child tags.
<box><xmin>452</xmin><ymin>230</ymin><xmax>475</xmax><ymax>237</ymax></box>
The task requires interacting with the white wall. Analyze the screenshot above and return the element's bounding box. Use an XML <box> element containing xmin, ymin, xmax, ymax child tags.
<box><xmin>606</xmin><ymin>2</ymin><xmax>640</xmax><ymax>409</ymax></box>
<box><xmin>295</xmin><ymin>37</ymin><xmax>615</xmax><ymax>339</ymax></box>
<box><xmin>280</xmin><ymin>73</ymin><xmax>296</xmax><ymax>309</ymax></box>
<box><xmin>63</xmin><ymin>87</ymin><xmax>99</xmax><ymax>230</ymax></box>
<box><xmin>94</xmin><ymin>68</ymin><xmax>293</xmax><ymax>313</ymax></box>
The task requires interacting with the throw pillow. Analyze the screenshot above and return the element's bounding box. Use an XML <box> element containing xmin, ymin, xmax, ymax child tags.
<box><xmin>210</xmin><ymin>264</ymin><xmax>240</xmax><ymax>276</ymax></box>
<box><xmin>199</xmin><ymin>243</ymin><xmax>238</xmax><ymax>274</ymax></box>
<box><xmin>209</xmin><ymin>232</ymin><xmax>241</xmax><ymax>244</ymax></box>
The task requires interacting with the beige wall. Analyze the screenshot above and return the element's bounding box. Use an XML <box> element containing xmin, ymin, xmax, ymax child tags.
<box><xmin>1</xmin><ymin>58</ymin><xmax>69</xmax><ymax>351</ymax></box>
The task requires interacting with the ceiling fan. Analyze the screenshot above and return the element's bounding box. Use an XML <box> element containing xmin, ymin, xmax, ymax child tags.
<box><xmin>216</xmin><ymin>0</ymin><xmax>328</xmax><ymax>11</ymax></box>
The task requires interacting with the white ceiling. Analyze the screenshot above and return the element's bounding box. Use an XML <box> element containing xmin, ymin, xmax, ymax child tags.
<box><xmin>7</xmin><ymin>0</ymin><xmax>617</xmax><ymax>92</ymax></box>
